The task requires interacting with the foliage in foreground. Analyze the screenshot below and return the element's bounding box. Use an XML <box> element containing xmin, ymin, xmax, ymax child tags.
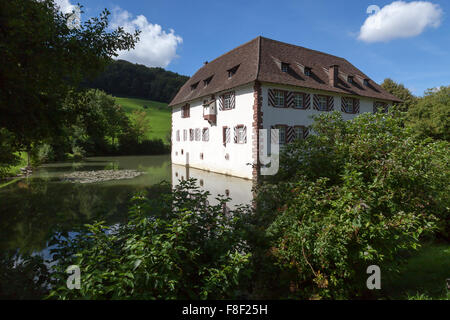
<box><xmin>48</xmin><ymin>180</ymin><xmax>251</xmax><ymax>299</ymax></box>
<box><xmin>252</xmin><ymin>111</ymin><xmax>449</xmax><ymax>299</ymax></box>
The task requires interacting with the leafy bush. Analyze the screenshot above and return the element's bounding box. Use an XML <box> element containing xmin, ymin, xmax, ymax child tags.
<box><xmin>256</xmin><ymin>111</ymin><xmax>449</xmax><ymax>299</ymax></box>
<box><xmin>48</xmin><ymin>180</ymin><xmax>251</xmax><ymax>299</ymax></box>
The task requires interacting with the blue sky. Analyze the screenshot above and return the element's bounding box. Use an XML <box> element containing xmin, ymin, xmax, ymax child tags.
<box><xmin>61</xmin><ymin>0</ymin><xmax>449</xmax><ymax>96</ymax></box>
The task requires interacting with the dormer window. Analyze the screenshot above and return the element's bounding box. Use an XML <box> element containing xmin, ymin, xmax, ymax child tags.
<box><xmin>203</xmin><ymin>76</ymin><xmax>213</xmax><ymax>87</ymax></box>
<box><xmin>363</xmin><ymin>78</ymin><xmax>369</xmax><ymax>86</ymax></box>
<box><xmin>227</xmin><ymin>65</ymin><xmax>239</xmax><ymax>78</ymax></box>
<box><xmin>281</xmin><ymin>62</ymin><xmax>289</xmax><ymax>73</ymax></box>
<box><xmin>304</xmin><ymin>67</ymin><xmax>312</xmax><ymax>77</ymax></box>
<box><xmin>348</xmin><ymin>76</ymin><xmax>354</xmax><ymax>84</ymax></box>
<box><xmin>190</xmin><ymin>82</ymin><xmax>199</xmax><ymax>91</ymax></box>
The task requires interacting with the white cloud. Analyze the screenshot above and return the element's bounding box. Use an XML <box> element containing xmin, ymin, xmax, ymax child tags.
<box><xmin>111</xmin><ymin>8</ymin><xmax>183</xmax><ymax>68</ymax></box>
<box><xmin>358</xmin><ymin>1</ymin><xmax>443</xmax><ymax>43</ymax></box>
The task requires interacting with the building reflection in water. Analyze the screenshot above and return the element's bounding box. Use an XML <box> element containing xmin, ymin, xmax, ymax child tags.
<box><xmin>171</xmin><ymin>164</ymin><xmax>254</xmax><ymax>209</ymax></box>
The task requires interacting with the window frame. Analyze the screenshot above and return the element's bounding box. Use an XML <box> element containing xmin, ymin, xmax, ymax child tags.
<box><xmin>235</xmin><ymin>124</ymin><xmax>246</xmax><ymax>144</ymax></box>
<box><xmin>293</xmin><ymin>125</ymin><xmax>307</xmax><ymax>141</ymax></box>
<box><xmin>202</xmin><ymin>127</ymin><xmax>209</xmax><ymax>142</ymax></box>
<box><xmin>221</xmin><ymin>91</ymin><xmax>235</xmax><ymax>111</ymax></box>
<box><xmin>273</xmin><ymin>90</ymin><xmax>287</xmax><ymax>108</ymax></box>
<box><xmin>293</xmin><ymin>92</ymin><xmax>307</xmax><ymax>109</ymax></box>
<box><xmin>181</xmin><ymin>104</ymin><xmax>190</xmax><ymax>118</ymax></box>
<box><xmin>317</xmin><ymin>95</ymin><xmax>328</xmax><ymax>111</ymax></box>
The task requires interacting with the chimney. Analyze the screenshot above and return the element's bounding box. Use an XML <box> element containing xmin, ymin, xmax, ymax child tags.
<box><xmin>329</xmin><ymin>65</ymin><xmax>339</xmax><ymax>87</ymax></box>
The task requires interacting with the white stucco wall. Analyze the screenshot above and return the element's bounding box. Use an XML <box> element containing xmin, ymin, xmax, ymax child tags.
<box><xmin>260</xmin><ymin>83</ymin><xmax>392</xmax><ymax>130</ymax></box>
<box><xmin>171</xmin><ymin>84</ymin><xmax>255</xmax><ymax>179</ymax></box>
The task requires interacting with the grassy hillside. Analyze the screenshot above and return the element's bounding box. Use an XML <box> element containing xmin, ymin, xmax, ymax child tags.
<box><xmin>114</xmin><ymin>97</ymin><xmax>171</xmax><ymax>143</ymax></box>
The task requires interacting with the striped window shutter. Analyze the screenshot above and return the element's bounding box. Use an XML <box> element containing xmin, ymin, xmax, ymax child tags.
<box><xmin>304</xmin><ymin>93</ymin><xmax>311</xmax><ymax>109</ymax></box>
<box><xmin>313</xmin><ymin>94</ymin><xmax>320</xmax><ymax>110</ymax></box>
<box><xmin>242</xmin><ymin>126</ymin><xmax>247</xmax><ymax>143</ymax></box>
<box><xmin>219</xmin><ymin>96</ymin><xmax>224</xmax><ymax>110</ymax></box>
<box><xmin>354</xmin><ymin>99</ymin><xmax>360</xmax><ymax>113</ymax></box>
<box><xmin>341</xmin><ymin>97</ymin><xmax>348</xmax><ymax>112</ymax></box>
<box><xmin>327</xmin><ymin>96</ymin><xmax>334</xmax><ymax>111</ymax></box>
<box><xmin>226</xmin><ymin>127</ymin><xmax>230</xmax><ymax>143</ymax></box>
<box><xmin>303</xmin><ymin>128</ymin><xmax>310</xmax><ymax>139</ymax></box>
<box><xmin>268</xmin><ymin>89</ymin><xmax>276</xmax><ymax>107</ymax></box>
<box><xmin>286</xmin><ymin>126</ymin><xmax>295</xmax><ymax>143</ymax></box>
<box><xmin>286</xmin><ymin>92</ymin><xmax>294</xmax><ymax>108</ymax></box>
<box><xmin>233</xmin><ymin>126</ymin><xmax>238</xmax><ymax>143</ymax></box>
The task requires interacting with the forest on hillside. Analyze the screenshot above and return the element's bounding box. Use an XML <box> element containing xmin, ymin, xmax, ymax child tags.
<box><xmin>86</xmin><ymin>60</ymin><xmax>189</xmax><ymax>103</ymax></box>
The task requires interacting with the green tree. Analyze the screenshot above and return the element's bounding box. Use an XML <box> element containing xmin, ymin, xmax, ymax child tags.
<box><xmin>381</xmin><ymin>78</ymin><xmax>417</xmax><ymax>111</ymax></box>
<box><xmin>254</xmin><ymin>111</ymin><xmax>449</xmax><ymax>299</ymax></box>
<box><xmin>0</xmin><ymin>0</ymin><xmax>139</xmax><ymax>153</ymax></box>
<box><xmin>406</xmin><ymin>86</ymin><xmax>450</xmax><ymax>141</ymax></box>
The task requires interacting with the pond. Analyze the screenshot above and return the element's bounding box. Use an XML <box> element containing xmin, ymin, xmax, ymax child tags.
<box><xmin>0</xmin><ymin>155</ymin><xmax>254</xmax><ymax>256</ymax></box>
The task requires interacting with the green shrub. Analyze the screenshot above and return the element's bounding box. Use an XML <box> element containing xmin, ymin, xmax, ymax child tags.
<box><xmin>48</xmin><ymin>179</ymin><xmax>251</xmax><ymax>299</ymax></box>
<box><xmin>257</xmin><ymin>111</ymin><xmax>449</xmax><ymax>299</ymax></box>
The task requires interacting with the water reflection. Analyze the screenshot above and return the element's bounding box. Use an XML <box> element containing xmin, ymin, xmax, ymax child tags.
<box><xmin>171</xmin><ymin>164</ymin><xmax>254</xmax><ymax>209</ymax></box>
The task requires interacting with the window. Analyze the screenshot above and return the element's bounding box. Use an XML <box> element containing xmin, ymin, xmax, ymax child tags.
<box><xmin>363</xmin><ymin>79</ymin><xmax>370</xmax><ymax>86</ymax></box>
<box><xmin>304</xmin><ymin>67</ymin><xmax>312</xmax><ymax>76</ymax></box>
<box><xmin>183</xmin><ymin>129</ymin><xmax>187</xmax><ymax>141</ymax></box>
<box><xmin>189</xmin><ymin>129</ymin><xmax>194</xmax><ymax>141</ymax></box>
<box><xmin>190</xmin><ymin>82</ymin><xmax>199</xmax><ymax>90</ymax></box>
<box><xmin>195</xmin><ymin>128</ymin><xmax>201</xmax><ymax>141</ymax></box>
<box><xmin>202</xmin><ymin>128</ymin><xmax>209</xmax><ymax>141</ymax></box>
<box><xmin>281</xmin><ymin>62</ymin><xmax>289</xmax><ymax>73</ymax></box>
<box><xmin>200</xmin><ymin>153</ymin><xmax>204</xmax><ymax>160</ymax></box>
<box><xmin>274</xmin><ymin>125</ymin><xmax>287</xmax><ymax>145</ymax></box>
<box><xmin>348</xmin><ymin>76</ymin><xmax>354</xmax><ymax>84</ymax></box>
<box><xmin>274</xmin><ymin>90</ymin><xmax>286</xmax><ymax>107</ymax></box>
<box><xmin>318</xmin><ymin>95</ymin><xmax>328</xmax><ymax>111</ymax></box>
<box><xmin>234</xmin><ymin>125</ymin><xmax>247</xmax><ymax>144</ymax></box>
<box><xmin>374</xmin><ymin>101</ymin><xmax>388</xmax><ymax>113</ymax></box>
<box><xmin>345</xmin><ymin>98</ymin><xmax>354</xmax><ymax>113</ymax></box>
<box><xmin>227</xmin><ymin>65</ymin><xmax>239</xmax><ymax>78</ymax></box>
<box><xmin>223</xmin><ymin>126</ymin><xmax>230</xmax><ymax>145</ymax></box>
<box><xmin>293</xmin><ymin>93</ymin><xmax>305</xmax><ymax>109</ymax></box>
<box><xmin>181</xmin><ymin>104</ymin><xmax>190</xmax><ymax>118</ymax></box>
<box><xmin>294</xmin><ymin>126</ymin><xmax>306</xmax><ymax>140</ymax></box>
<box><xmin>176</xmin><ymin>130</ymin><xmax>180</xmax><ymax>141</ymax></box>
<box><xmin>203</xmin><ymin>76</ymin><xmax>213</xmax><ymax>87</ymax></box>
<box><xmin>222</xmin><ymin>92</ymin><xmax>234</xmax><ymax>110</ymax></box>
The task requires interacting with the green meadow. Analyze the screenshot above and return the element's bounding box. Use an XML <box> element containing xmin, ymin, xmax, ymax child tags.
<box><xmin>114</xmin><ymin>96</ymin><xmax>171</xmax><ymax>143</ymax></box>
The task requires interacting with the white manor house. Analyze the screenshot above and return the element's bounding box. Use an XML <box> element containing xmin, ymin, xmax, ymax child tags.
<box><xmin>169</xmin><ymin>37</ymin><xmax>401</xmax><ymax>180</ymax></box>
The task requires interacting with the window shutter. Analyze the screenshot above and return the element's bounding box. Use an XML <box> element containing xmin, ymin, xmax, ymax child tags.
<box><xmin>313</xmin><ymin>94</ymin><xmax>320</xmax><ymax>110</ymax></box>
<box><xmin>219</xmin><ymin>96</ymin><xmax>224</xmax><ymax>111</ymax></box>
<box><xmin>303</xmin><ymin>128</ymin><xmax>310</xmax><ymax>139</ymax></box>
<box><xmin>286</xmin><ymin>126</ymin><xmax>295</xmax><ymax>143</ymax></box>
<box><xmin>268</xmin><ymin>89</ymin><xmax>276</xmax><ymax>107</ymax></box>
<box><xmin>242</xmin><ymin>125</ymin><xmax>247</xmax><ymax>143</ymax></box>
<box><xmin>327</xmin><ymin>96</ymin><xmax>334</xmax><ymax>111</ymax></box>
<box><xmin>341</xmin><ymin>97</ymin><xmax>347</xmax><ymax>112</ymax></box>
<box><xmin>286</xmin><ymin>92</ymin><xmax>294</xmax><ymax>108</ymax></box>
<box><xmin>234</xmin><ymin>126</ymin><xmax>238</xmax><ymax>143</ymax></box>
<box><xmin>354</xmin><ymin>99</ymin><xmax>360</xmax><ymax>113</ymax></box>
<box><xmin>304</xmin><ymin>93</ymin><xmax>311</xmax><ymax>109</ymax></box>
<box><xmin>230</xmin><ymin>91</ymin><xmax>236</xmax><ymax>109</ymax></box>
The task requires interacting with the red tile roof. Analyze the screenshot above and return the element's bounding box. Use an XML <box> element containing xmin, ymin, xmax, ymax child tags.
<box><xmin>169</xmin><ymin>36</ymin><xmax>401</xmax><ymax>106</ymax></box>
